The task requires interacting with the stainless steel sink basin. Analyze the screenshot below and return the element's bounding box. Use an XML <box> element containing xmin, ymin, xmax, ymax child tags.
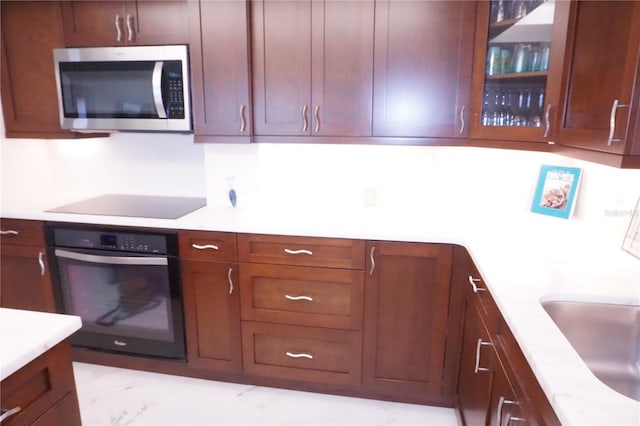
<box><xmin>541</xmin><ymin>300</ymin><xmax>640</xmax><ymax>402</ymax></box>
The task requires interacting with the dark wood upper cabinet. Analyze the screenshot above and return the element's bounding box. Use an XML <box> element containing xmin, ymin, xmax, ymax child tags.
<box><xmin>552</xmin><ymin>1</ymin><xmax>640</xmax><ymax>157</ymax></box>
<box><xmin>1</xmin><ymin>1</ymin><xmax>85</xmax><ymax>139</ymax></box>
<box><xmin>362</xmin><ymin>241</ymin><xmax>453</xmax><ymax>405</ymax></box>
<box><xmin>61</xmin><ymin>1</ymin><xmax>190</xmax><ymax>47</ymax></box>
<box><xmin>251</xmin><ymin>0</ymin><xmax>374</xmax><ymax>137</ymax></box>
<box><xmin>469</xmin><ymin>0</ymin><xmax>570</xmax><ymax>143</ymax></box>
<box><xmin>373</xmin><ymin>0</ymin><xmax>476</xmax><ymax>138</ymax></box>
<box><xmin>189</xmin><ymin>0</ymin><xmax>252</xmax><ymax>142</ymax></box>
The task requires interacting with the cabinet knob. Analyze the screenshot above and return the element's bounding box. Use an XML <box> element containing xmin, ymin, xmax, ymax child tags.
<box><xmin>227</xmin><ymin>267</ymin><xmax>234</xmax><ymax>294</ymax></box>
<box><xmin>284</xmin><ymin>248</ymin><xmax>313</xmax><ymax>256</ymax></box>
<box><xmin>285</xmin><ymin>294</ymin><xmax>313</xmax><ymax>302</ymax></box>
<box><xmin>314</xmin><ymin>105</ymin><xmax>320</xmax><ymax>133</ymax></box>
<box><xmin>126</xmin><ymin>14</ymin><xmax>134</xmax><ymax>42</ymax></box>
<box><xmin>0</xmin><ymin>230</ymin><xmax>19</xmax><ymax>236</ymax></box>
<box><xmin>240</xmin><ymin>104</ymin><xmax>247</xmax><ymax>133</ymax></box>
<box><xmin>286</xmin><ymin>351</ymin><xmax>313</xmax><ymax>360</ymax></box>
<box><xmin>474</xmin><ymin>339</ymin><xmax>492</xmax><ymax>373</ymax></box>
<box><xmin>302</xmin><ymin>105</ymin><xmax>309</xmax><ymax>133</ymax></box>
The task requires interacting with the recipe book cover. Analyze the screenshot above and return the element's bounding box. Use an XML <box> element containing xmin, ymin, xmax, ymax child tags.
<box><xmin>531</xmin><ymin>165</ymin><xmax>582</xmax><ymax>219</ymax></box>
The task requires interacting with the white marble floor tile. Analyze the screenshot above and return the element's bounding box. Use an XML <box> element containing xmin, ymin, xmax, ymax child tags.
<box><xmin>73</xmin><ymin>362</ymin><xmax>458</xmax><ymax>426</ymax></box>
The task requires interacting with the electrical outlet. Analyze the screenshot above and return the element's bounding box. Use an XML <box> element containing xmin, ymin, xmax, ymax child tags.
<box><xmin>363</xmin><ymin>187</ymin><xmax>377</xmax><ymax>207</ymax></box>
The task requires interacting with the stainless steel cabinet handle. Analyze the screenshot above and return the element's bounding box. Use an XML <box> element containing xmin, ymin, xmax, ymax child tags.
<box><xmin>474</xmin><ymin>339</ymin><xmax>492</xmax><ymax>373</ymax></box>
<box><xmin>314</xmin><ymin>105</ymin><xmax>320</xmax><ymax>132</ymax></box>
<box><xmin>192</xmin><ymin>243</ymin><xmax>219</xmax><ymax>251</ymax></box>
<box><xmin>115</xmin><ymin>14</ymin><xmax>122</xmax><ymax>42</ymax></box>
<box><xmin>0</xmin><ymin>407</ymin><xmax>22</xmax><ymax>422</ymax></box>
<box><xmin>0</xmin><ymin>230</ymin><xmax>19</xmax><ymax>236</ymax></box>
<box><xmin>284</xmin><ymin>248</ymin><xmax>312</xmax><ymax>256</ymax></box>
<box><xmin>369</xmin><ymin>246</ymin><xmax>376</xmax><ymax>275</ymax></box>
<box><xmin>498</xmin><ymin>397</ymin><xmax>525</xmax><ymax>425</ymax></box>
<box><xmin>55</xmin><ymin>249</ymin><xmax>167</xmax><ymax>266</ymax></box>
<box><xmin>607</xmin><ymin>99</ymin><xmax>630</xmax><ymax>146</ymax></box>
<box><xmin>468</xmin><ymin>275</ymin><xmax>486</xmax><ymax>293</ymax></box>
<box><xmin>240</xmin><ymin>104</ymin><xmax>247</xmax><ymax>132</ymax></box>
<box><xmin>38</xmin><ymin>252</ymin><xmax>45</xmax><ymax>276</ymax></box>
<box><xmin>302</xmin><ymin>105</ymin><xmax>309</xmax><ymax>132</ymax></box>
<box><xmin>286</xmin><ymin>351</ymin><xmax>313</xmax><ymax>360</ymax></box>
<box><xmin>285</xmin><ymin>294</ymin><xmax>313</xmax><ymax>302</ymax></box>
<box><xmin>459</xmin><ymin>105</ymin><xmax>466</xmax><ymax>134</ymax></box>
<box><xmin>543</xmin><ymin>104</ymin><xmax>551</xmax><ymax>138</ymax></box>
<box><xmin>126</xmin><ymin>14</ymin><xmax>134</xmax><ymax>42</ymax></box>
<box><xmin>228</xmin><ymin>267</ymin><xmax>234</xmax><ymax>294</ymax></box>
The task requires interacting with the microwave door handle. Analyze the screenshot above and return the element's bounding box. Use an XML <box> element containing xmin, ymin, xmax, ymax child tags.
<box><xmin>54</xmin><ymin>249</ymin><xmax>168</xmax><ymax>266</ymax></box>
<box><xmin>152</xmin><ymin>61</ymin><xmax>167</xmax><ymax>119</ymax></box>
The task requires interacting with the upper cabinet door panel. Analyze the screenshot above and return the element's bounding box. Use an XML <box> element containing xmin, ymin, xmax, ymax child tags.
<box><xmin>373</xmin><ymin>1</ymin><xmax>476</xmax><ymax>138</ymax></box>
<box><xmin>62</xmin><ymin>1</ymin><xmax>127</xmax><ymax>46</ymax></box>
<box><xmin>554</xmin><ymin>1</ymin><xmax>640</xmax><ymax>155</ymax></box>
<box><xmin>311</xmin><ymin>0</ymin><xmax>374</xmax><ymax>136</ymax></box>
<box><xmin>189</xmin><ymin>0</ymin><xmax>252</xmax><ymax>139</ymax></box>
<box><xmin>252</xmin><ymin>0</ymin><xmax>312</xmax><ymax>136</ymax></box>
<box><xmin>128</xmin><ymin>1</ymin><xmax>190</xmax><ymax>46</ymax></box>
<box><xmin>61</xmin><ymin>1</ymin><xmax>190</xmax><ymax>47</ymax></box>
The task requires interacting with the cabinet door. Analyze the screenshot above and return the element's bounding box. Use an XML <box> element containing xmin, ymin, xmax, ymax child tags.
<box><xmin>181</xmin><ymin>260</ymin><xmax>243</xmax><ymax>373</ymax></box>
<box><xmin>252</xmin><ymin>0</ymin><xmax>312</xmax><ymax>135</ymax></box>
<box><xmin>0</xmin><ymin>2</ymin><xmax>77</xmax><ymax>139</ymax></box>
<box><xmin>554</xmin><ymin>1</ymin><xmax>640</xmax><ymax>155</ymax></box>
<box><xmin>189</xmin><ymin>0</ymin><xmax>252</xmax><ymax>141</ymax></box>
<box><xmin>126</xmin><ymin>1</ymin><xmax>190</xmax><ymax>46</ymax></box>
<box><xmin>373</xmin><ymin>1</ymin><xmax>476</xmax><ymax>138</ymax></box>
<box><xmin>469</xmin><ymin>0</ymin><xmax>570</xmax><ymax>143</ymax></box>
<box><xmin>310</xmin><ymin>0</ymin><xmax>374</xmax><ymax>136</ymax></box>
<box><xmin>61</xmin><ymin>1</ymin><xmax>190</xmax><ymax>47</ymax></box>
<box><xmin>0</xmin><ymin>245</ymin><xmax>55</xmax><ymax>313</ymax></box>
<box><xmin>362</xmin><ymin>242</ymin><xmax>453</xmax><ymax>404</ymax></box>
<box><xmin>61</xmin><ymin>1</ymin><xmax>127</xmax><ymax>46</ymax></box>
<box><xmin>456</xmin><ymin>301</ymin><xmax>494</xmax><ymax>426</ymax></box>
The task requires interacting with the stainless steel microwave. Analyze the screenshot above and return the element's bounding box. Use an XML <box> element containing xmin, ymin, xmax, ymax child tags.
<box><xmin>53</xmin><ymin>45</ymin><xmax>192</xmax><ymax>133</ymax></box>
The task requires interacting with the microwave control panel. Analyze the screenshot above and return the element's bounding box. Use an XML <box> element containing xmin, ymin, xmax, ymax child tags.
<box><xmin>164</xmin><ymin>61</ymin><xmax>185</xmax><ymax>119</ymax></box>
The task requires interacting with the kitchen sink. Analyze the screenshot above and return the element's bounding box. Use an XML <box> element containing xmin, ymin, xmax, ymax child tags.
<box><xmin>541</xmin><ymin>300</ymin><xmax>640</xmax><ymax>402</ymax></box>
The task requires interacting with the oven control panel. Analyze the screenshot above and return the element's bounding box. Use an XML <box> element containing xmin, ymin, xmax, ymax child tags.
<box><xmin>52</xmin><ymin>228</ymin><xmax>169</xmax><ymax>254</ymax></box>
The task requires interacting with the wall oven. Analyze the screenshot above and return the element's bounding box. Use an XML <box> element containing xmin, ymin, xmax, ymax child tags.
<box><xmin>45</xmin><ymin>223</ymin><xmax>186</xmax><ymax>360</ymax></box>
<box><xmin>53</xmin><ymin>45</ymin><xmax>191</xmax><ymax>132</ymax></box>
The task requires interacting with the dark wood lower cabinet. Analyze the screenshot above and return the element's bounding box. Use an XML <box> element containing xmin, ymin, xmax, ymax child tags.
<box><xmin>0</xmin><ymin>219</ymin><xmax>55</xmax><ymax>313</ymax></box>
<box><xmin>0</xmin><ymin>340</ymin><xmax>81</xmax><ymax>426</ymax></box>
<box><xmin>455</xmin><ymin>249</ymin><xmax>560</xmax><ymax>426</ymax></box>
<box><xmin>362</xmin><ymin>241</ymin><xmax>454</xmax><ymax>405</ymax></box>
<box><xmin>181</xmin><ymin>259</ymin><xmax>243</xmax><ymax>373</ymax></box>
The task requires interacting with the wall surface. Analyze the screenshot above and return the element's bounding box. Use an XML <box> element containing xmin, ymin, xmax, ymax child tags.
<box><xmin>1</xmin><ymin>121</ymin><xmax>639</xmax><ymax>261</ymax></box>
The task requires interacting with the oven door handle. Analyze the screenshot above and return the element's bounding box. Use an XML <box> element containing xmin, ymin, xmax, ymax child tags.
<box><xmin>54</xmin><ymin>249</ymin><xmax>168</xmax><ymax>266</ymax></box>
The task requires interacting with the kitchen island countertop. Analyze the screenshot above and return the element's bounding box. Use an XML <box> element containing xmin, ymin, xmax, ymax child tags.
<box><xmin>0</xmin><ymin>308</ymin><xmax>82</xmax><ymax>381</ymax></box>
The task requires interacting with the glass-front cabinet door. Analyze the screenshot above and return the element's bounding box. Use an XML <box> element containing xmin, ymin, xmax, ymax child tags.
<box><xmin>470</xmin><ymin>0</ymin><xmax>568</xmax><ymax>142</ymax></box>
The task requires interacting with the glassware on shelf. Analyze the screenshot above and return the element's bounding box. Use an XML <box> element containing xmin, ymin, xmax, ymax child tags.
<box><xmin>513</xmin><ymin>44</ymin><xmax>531</xmax><ymax>73</ymax></box>
<box><xmin>481</xmin><ymin>86</ymin><xmax>546</xmax><ymax>127</ymax></box>
<box><xmin>513</xmin><ymin>0</ymin><xmax>528</xmax><ymax>19</ymax></box>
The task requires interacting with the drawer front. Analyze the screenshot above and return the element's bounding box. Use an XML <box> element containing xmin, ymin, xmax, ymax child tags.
<box><xmin>237</xmin><ymin>234</ymin><xmax>365</xmax><ymax>269</ymax></box>
<box><xmin>466</xmin><ymin>261</ymin><xmax>500</xmax><ymax>333</ymax></box>
<box><xmin>242</xmin><ymin>322</ymin><xmax>362</xmax><ymax>387</ymax></box>
<box><xmin>178</xmin><ymin>230</ymin><xmax>237</xmax><ymax>261</ymax></box>
<box><xmin>1</xmin><ymin>341</ymin><xmax>78</xmax><ymax>426</ymax></box>
<box><xmin>0</xmin><ymin>219</ymin><xmax>45</xmax><ymax>246</ymax></box>
<box><xmin>240</xmin><ymin>263</ymin><xmax>364</xmax><ymax>330</ymax></box>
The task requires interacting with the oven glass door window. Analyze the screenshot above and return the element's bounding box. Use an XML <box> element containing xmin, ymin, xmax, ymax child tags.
<box><xmin>55</xmin><ymin>249</ymin><xmax>176</xmax><ymax>343</ymax></box>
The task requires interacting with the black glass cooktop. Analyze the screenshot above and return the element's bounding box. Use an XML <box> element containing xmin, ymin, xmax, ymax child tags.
<box><xmin>47</xmin><ymin>194</ymin><xmax>206</xmax><ymax>220</ymax></box>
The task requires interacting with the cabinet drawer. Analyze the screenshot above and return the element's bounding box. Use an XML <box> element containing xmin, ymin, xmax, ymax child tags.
<box><xmin>242</xmin><ymin>322</ymin><xmax>362</xmax><ymax>387</ymax></box>
<box><xmin>237</xmin><ymin>234</ymin><xmax>365</xmax><ymax>269</ymax></box>
<box><xmin>0</xmin><ymin>219</ymin><xmax>45</xmax><ymax>246</ymax></box>
<box><xmin>0</xmin><ymin>341</ymin><xmax>79</xmax><ymax>426</ymax></box>
<box><xmin>178</xmin><ymin>230</ymin><xmax>237</xmax><ymax>261</ymax></box>
<box><xmin>240</xmin><ymin>263</ymin><xmax>364</xmax><ymax>330</ymax></box>
<box><xmin>466</xmin><ymin>261</ymin><xmax>500</xmax><ymax>333</ymax></box>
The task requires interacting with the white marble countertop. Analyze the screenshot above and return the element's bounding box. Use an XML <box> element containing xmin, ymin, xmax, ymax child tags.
<box><xmin>0</xmin><ymin>308</ymin><xmax>82</xmax><ymax>381</ymax></box>
<box><xmin>2</xmin><ymin>195</ymin><xmax>639</xmax><ymax>425</ymax></box>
